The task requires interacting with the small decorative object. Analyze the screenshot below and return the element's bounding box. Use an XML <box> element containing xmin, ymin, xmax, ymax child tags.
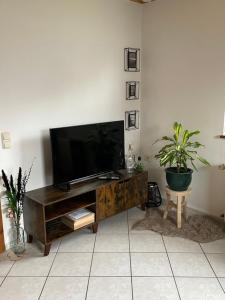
<box><xmin>124</xmin><ymin>48</ymin><xmax>140</xmax><ymax>72</ymax></box>
<box><xmin>1</xmin><ymin>165</ymin><xmax>33</xmax><ymax>254</ymax></box>
<box><xmin>126</xmin><ymin>144</ymin><xmax>135</xmax><ymax>173</ymax></box>
<box><xmin>154</xmin><ymin>122</ymin><xmax>210</xmax><ymax>191</ymax></box>
<box><xmin>135</xmin><ymin>156</ymin><xmax>144</xmax><ymax>172</ymax></box>
<box><xmin>126</xmin><ymin>81</ymin><xmax>139</xmax><ymax>100</ymax></box>
<box><xmin>125</xmin><ymin>110</ymin><xmax>139</xmax><ymax>130</ymax></box>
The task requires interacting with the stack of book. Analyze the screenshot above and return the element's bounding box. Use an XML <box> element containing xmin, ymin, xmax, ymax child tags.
<box><xmin>61</xmin><ymin>208</ymin><xmax>95</xmax><ymax>230</ymax></box>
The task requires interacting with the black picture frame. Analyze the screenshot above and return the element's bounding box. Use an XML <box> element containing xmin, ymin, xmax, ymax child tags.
<box><xmin>124</xmin><ymin>48</ymin><xmax>140</xmax><ymax>72</ymax></box>
<box><xmin>125</xmin><ymin>110</ymin><xmax>139</xmax><ymax>130</ymax></box>
<box><xmin>126</xmin><ymin>81</ymin><xmax>139</xmax><ymax>100</ymax></box>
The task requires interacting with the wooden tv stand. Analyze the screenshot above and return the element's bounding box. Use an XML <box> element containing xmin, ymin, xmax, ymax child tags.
<box><xmin>24</xmin><ymin>170</ymin><xmax>148</xmax><ymax>256</ymax></box>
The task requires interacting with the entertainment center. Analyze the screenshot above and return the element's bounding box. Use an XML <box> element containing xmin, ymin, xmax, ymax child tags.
<box><xmin>24</xmin><ymin>170</ymin><xmax>148</xmax><ymax>256</ymax></box>
<box><xmin>23</xmin><ymin>120</ymin><xmax>148</xmax><ymax>255</ymax></box>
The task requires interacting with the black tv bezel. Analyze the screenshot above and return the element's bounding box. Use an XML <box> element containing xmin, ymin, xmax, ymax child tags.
<box><xmin>50</xmin><ymin>120</ymin><xmax>125</xmax><ymax>186</ymax></box>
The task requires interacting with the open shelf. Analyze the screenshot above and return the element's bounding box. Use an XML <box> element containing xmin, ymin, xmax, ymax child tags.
<box><xmin>46</xmin><ymin>219</ymin><xmax>74</xmax><ymax>242</ymax></box>
<box><xmin>46</xmin><ymin>217</ymin><xmax>95</xmax><ymax>243</ymax></box>
<box><xmin>24</xmin><ymin>170</ymin><xmax>148</xmax><ymax>256</ymax></box>
<box><xmin>45</xmin><ymin>191</ymin><xmax>96</xmax><ymax>222</ymax></box>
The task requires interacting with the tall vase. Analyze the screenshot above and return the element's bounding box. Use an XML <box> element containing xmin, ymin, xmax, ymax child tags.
<box><xmin>10</xmin><ymin>225</ymin><xmax>25</xmax><ymax>255</ymax></box>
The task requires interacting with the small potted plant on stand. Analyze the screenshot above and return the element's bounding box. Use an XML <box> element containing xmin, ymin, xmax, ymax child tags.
<box><xmin>155</xmin><ymin>122</ymin><xmax>210</xmax><ymax>191</ymax></box>
<box><xmin>1</xmin><ymin>166</ymin><xmax>32</xmax><ymax>255</ymax></box>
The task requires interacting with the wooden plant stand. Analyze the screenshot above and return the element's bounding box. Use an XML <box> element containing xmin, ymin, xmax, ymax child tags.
<box><xmin>24</xmin><ymin>170</ymin><xmax>148</xmax><ymax>256</ymax></box>
<box><xmin>163</xmin><ymin>187</ymin><xmax>191</xmax><ymax>228</ymax></box>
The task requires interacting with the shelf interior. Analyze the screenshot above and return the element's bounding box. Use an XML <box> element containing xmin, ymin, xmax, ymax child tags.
<box><xmin>46</xmin><ymin>217</ymin><xmax>95</xmax><ymax>243</ymax></box>
<box><xmin>46</xmin><ymin>219</ymin><xmax>74</xmax><ymax>242</ymax></box>
<box><xmin>45</xmin><ymin>191</ymin><xmax>96</xmax><ymax>222</ymax></box>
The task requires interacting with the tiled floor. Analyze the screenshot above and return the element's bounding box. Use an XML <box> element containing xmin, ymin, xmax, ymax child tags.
<box><xmin>0</xmin><ymin>207</ymin><xmax>225</xmax><ymax>300</ymax></box>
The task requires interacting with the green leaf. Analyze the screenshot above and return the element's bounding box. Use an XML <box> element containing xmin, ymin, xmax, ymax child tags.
<box><xmin>188</xmin><ymin>130</ymin><xmax>200</xmax><ymax>139</ymax></box>
<box><xmin>182</xmin><ymin>130</ymin><xmax>189</xmax><ymax>145</ymax></box>
<box><xmin>173</xmin><ymin>122</ymin><xmax>182</xmax><ymax>143</ymax></box>
<box><xmin>191</xmin><ymin>160</ymin><xmax>198</xmax><ymax>171</ymax></box>
<box><xmin>196</xmin><ymin>155</ymin><xmax>211</xmax><ymax>166</ymax></box>
<box><xmin>154</xmin><ymin>122</ymin><xmax>210</xmax><ymax>170</ymax></box>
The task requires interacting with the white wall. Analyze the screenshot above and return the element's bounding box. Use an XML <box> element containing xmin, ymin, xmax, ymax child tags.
<box><xmin>141</xmin><ymin>0</ymin><xmax>225</xmax><ymax>216</ymax></box>
<box><xmin>0</xmin><ymin>0</ymin><xmax>142</xmax><ymax>246</ymax></box>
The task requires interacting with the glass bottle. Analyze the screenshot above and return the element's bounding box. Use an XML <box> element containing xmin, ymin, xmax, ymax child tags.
<box><xmin>126</xmin><ymin>144</ymin><xmax>135</xmax><ymax>173</ymax></box>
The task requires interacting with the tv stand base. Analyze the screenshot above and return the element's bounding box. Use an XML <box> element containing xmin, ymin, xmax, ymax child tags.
<box><xmin>24</xmin><ymin>170</ymin><xmax>148</xmax><ymax>256</ymax></box>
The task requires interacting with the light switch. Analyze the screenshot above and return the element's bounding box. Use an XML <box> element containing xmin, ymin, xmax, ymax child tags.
<box><xmin>1</xmin><ymin>131</ymin><xmax>11</xmax><ymax>149</ymax></box>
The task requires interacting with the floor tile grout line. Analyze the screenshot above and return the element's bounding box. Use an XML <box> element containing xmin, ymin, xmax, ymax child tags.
<box><xmin>85</xmin><ymin>230</ymin><xmax>97</xmax><ymax>300</ymax></box>
<box><xmin>53</xmin><ymin>250</ymin><xmax>223</xmax><ymax>254</ymax></box>
<box><xmin>38</xmin><ymin>239</ymin><xmax>62</xmax><ymax>300</ymax></box>
<box><xmin>199</xmin><ymin>243</ymin><xmax>225</xmax><ymax>294</ymax></box>
<box><xmin>127</xmin><ymin>209</ymin><xmax>134</xmax><ymax>300</ymax></box>
<box><xmin>3</xmin><ymin>275</ymin><xmax>224</xmax><ymax>278</ymax></box>
<box><xmin>0</xmin><ymin>259</ymin><xmax>16</xmax><ymax>287</ymax></box>
<box><xmin>162</xmin><ymin>235</ymin><xmax>182</xmax><ymax>300</ymax></box>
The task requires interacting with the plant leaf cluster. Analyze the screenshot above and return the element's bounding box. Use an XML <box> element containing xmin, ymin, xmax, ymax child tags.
<box><xmin>1</xmin><ymin>165</ymin><xmax>33</xmax><ymax>227</ymax></box>
<box><xmin>155</xmin><ymin>122</ymin><xmax>210</xmax><ymax>172</ymax></box>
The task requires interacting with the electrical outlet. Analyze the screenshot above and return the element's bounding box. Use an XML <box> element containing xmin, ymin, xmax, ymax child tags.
<box><xmin>1</xmin><ymin>131</ymin><xmax>11</xmax><ymax>149</ymax></box>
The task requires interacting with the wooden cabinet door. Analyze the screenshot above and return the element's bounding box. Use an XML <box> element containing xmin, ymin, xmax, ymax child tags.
<box><xmin>126</xmin><ymin>172</ymin><xmax>148</xmax><ymax>209</ymax></box>
<box><xmin>96</xmin><ymin>186</ymin><xmax>106</xmax><ymax>221</ymax></box>
<box><xmin>96</xmin><ymin>181</ymin><xmax>125</xmax><ymax>221</ymax></box>
<box><xmin>135</xmin><ymin>172</ymin><xmax>148</xmax><ymax>205</ymax></box>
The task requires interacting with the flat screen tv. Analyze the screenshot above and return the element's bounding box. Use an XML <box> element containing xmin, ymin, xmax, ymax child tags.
<box><xmin>50</xmin><ymin>121</ymin><xmax>125</xmax><ymax>185</ymax></box>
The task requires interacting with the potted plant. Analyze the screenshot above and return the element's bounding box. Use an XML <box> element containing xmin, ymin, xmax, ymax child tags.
<box><xmin>1</xmin><ymin>166</ymin><xmax>32</xmax><ymax>254</ymax></box>
<box><xmin>155</xmin><ymin>122</ymin><xmax>210</xmax><ymax>191</ymax></box>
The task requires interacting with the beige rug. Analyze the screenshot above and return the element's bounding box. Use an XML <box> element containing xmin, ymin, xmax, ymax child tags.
<box><xmin>132</xmin><ymin>208</ymin><xmax>225</xmax><ymax>243</ymax></box>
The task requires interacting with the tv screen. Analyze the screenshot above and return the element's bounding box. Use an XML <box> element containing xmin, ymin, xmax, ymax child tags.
<box><xmin>50</xmin><ymin>121</ymin><xmax>125</xmax><ymax>185</ymax></box>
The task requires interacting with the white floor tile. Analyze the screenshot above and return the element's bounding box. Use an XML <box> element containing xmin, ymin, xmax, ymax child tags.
<box><xmin>87</xmin><ymin>277</ymin><xmax>132</xmax><ymax>300</ymax></box>
<box><xmin>169</xmin><ymin>253</ymin><xmax>214</xmax><ymax>277</ymax></box>
<box><xmin>8</xmin><ymin>253</ymin><xmax>55</xmax><ymax>276</ymax></box>
<box><xmin>91</xmin><ymin>253</ymin><xmax>130</xmax><ymax>276</ymax></box>
<box><xmin>0</xmin><ymin>277</ymin><xmax>45</xmax><ymax>300</ymax></box>
<box><xmin>0</xmin><ymin>256</ymin><xmax>14</xmax><ymax>276</ymax></box>
<box><xmin>0</xmin><ymin>277</ymin><xmax>4</xmax><ymax>285</ymax></box>
<box><xmin>40</xmin><ymin>276</ymin><xmax>88</xmax><ymax>300</ymax></box>
<box><xmin>95</xmin><ymin>233</ymin><xmax>129</xmax><ymax>252</ymax></box>
<box><xmin>50</xmin><ymin>253</ymin><xmax>92</xmax><ymax>276</ymax></box>
<box><xmin>131</xmin><ymin>253</ymin><xmax>172</xmax><ymax>276</ymax></box>
<box><xmin>176</xmin><ymin>277</ymin><xmax>225</xmax><ymax>300</ymax></box>
<box><xmin>201</xmin><ymin>239</ymin><xmax>225</xmax><ymax>254</ymax></box>
<box><xmin>128</xmin><ymin>218</ymin><xmax>161</xmax><ymax>234</ymax></box>
<box><xmin>50</xmin><ymin>239</ymin><xmax>61</xmax><ymax>253</ymax></box>
<box><xmin>128</xmin><ymin>216</ymin><xmax>160</xmax><ymax>235</ymax></box>
<box><xmin>130</xmin><ymin>233</ymin><xmax>165</xmax><ymax>252</ymax></box>
<box><xmin>163</xmin><ymin>236</ymin><xmax>202</xmax><ymax>253</ymax></box>
<box><xmin>27</xmin><ymin>239</ymin><xmax>60</xmax><ymax>254</ymax></box>
<box><xmin>133</xmin><ymin>277</ymin><xmax>180</xmax><ymax>300</ymax></box>
<box><xmin>59</xmin><ymin>230</ymin><xmax>95</xmax><ymax>252</ymax></box>
<box><xmin>98</xmin><ymin>212</ymin><xmax>128</xmax><ymax>234</ymax></box>
<box><xmin>128</xmin><ymin>207</ymin><xmax>146</xmax><ymax>220</ymax></box>
<box><xmin>218</xmin><ymin>278</ymin><xmax>225</xmax><ymax>292</ymax></box>
<box><xmin>207</xmin><ymin>254</ymin><xmax>225</xmax><ymax>277</ymax></box>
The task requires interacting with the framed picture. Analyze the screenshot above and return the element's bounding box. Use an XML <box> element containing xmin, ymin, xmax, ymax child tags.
<box><xmin>124</xmin><ymin>48</ymin><xmax>140</xmax><ymax>72</ymax></box>
<box><xmin>125</xmin><ymin>110</ymin><xmax>139</xmax><ymax>130</ymax></box>
<box><xmin>126</xmin><ymin>81</ymin><xmax>139</xmax><ymax>100</ymax></box>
